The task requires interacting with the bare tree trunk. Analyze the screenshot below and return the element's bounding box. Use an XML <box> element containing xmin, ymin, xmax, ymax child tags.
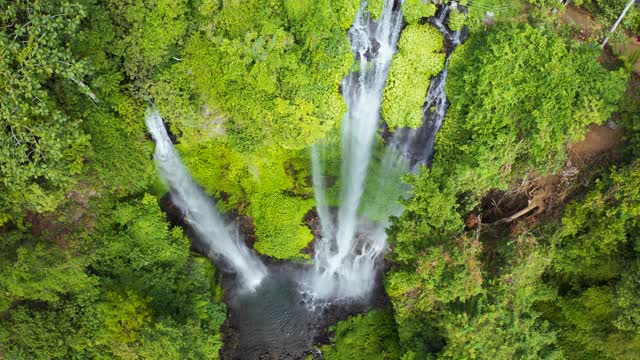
<box><xmin>492</xmin><ymin>194</ymin><xmax>546</xmax><ymax>225</ymax></box>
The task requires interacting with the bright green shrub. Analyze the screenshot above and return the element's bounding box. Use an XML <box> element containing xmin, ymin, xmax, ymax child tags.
<box><xmin>180</xmin><ymin>141</ymin><xmax>315</xmax><ymax>259</ymax></box>
<box><xmin>323</xmin><ymin>308</ymin><xmax>401</xmax><ymax>360</ymax></box>
<box><xmin>383</xmin><ymin>25</ymin><xmax>445</xmax><ymax>129</ymax></box>
<box><xmin>251</xmin><ymin>192</ymin><xmax>314</xmax><ymax>259</ymax></box>
<box><xmin>439</xmin><ymin>23</ymin><xmax>626</xmax><ymax>191</ymax></box>
<box><xmin>447</xmin><ymin>8</ymin><xmax>466</xmax><ymax>31</ymax></box>
<box><xmin>403</xmin><ymin>0</ymin><xmax>437</xmax><ymax>24</ymax></box>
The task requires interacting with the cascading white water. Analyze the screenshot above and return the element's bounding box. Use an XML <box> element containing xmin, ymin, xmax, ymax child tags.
<box><xmin>309</xmin><ymin>0</ymin><xmax>404</xmax><ymax>299</ymax></box>
<box><xmin>390</xmin><ymin>4</ymin><xmax>466</xmax><ymax>170</ymax></box>
<box><xmin>145</xmin><ymin>108</ymin><xmax>267</xmax><ymax>290</ymax></box>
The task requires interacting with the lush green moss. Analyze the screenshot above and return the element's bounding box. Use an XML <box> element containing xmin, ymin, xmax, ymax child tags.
<box><xmin>251</xmin><ymin>191</ymin><xmax>314</xmax><ymax>259</ymax></box>
<box><xmin>383</xmin><ymin>24</ymin><xmax>445</xmax><ymax>129</ymax></box>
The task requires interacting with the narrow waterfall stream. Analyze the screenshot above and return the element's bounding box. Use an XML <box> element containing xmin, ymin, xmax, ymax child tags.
<box><xmin>145</xmin><ymin>109</ymin><xmax>268</xmax><ymax>290</ymax></box>
<box><xmin>390</xmin><ymin>4</ymin><xmax>468</xmax><ymax>171</ymax></box>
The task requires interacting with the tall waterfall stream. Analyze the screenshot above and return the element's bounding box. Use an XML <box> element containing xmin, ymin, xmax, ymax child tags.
<box><xmin>145</xmin><ymin>1</ymin><xmax>466</xmax><ymax>358</ymax></box>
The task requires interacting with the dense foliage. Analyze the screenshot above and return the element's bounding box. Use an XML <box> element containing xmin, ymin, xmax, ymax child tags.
<box><xmin>0</xmin><ymin>194</ymin><xmax>226</xmax><ymax>358</ymax></box>
<box><xmin>322</xmin><ymin>308</ymin><xmax>401</xmax><ymax>360</ymax></box>
<box><xmin>544</xmin><ymin>161</ymin><xmax>640</xmax><ymax>359</ymax></box>
<box><xmin>157</xmin><ymin>0</ymin><xmax>357</xmax><ymax>151</ymax></box>
<box><xmin>1</xmin><ymin>0</ymin><xmax>639</xmax><ymax>359</ymax></box>
<box><xmin>0</xmin><ymin>0</ymin><xmax>90</xmax><ymax>223</ymax></box>
<box><xmin>383</xmin><ymin>24</ymin><xmax>445</xmax><ymax>129</ymax></box>
<box><xmin>441</xmin><ymin>23</ymin><xmax>625</xmax><ymax>188</ymax></box>
<box><xmin>385</xmin><ymin>21</ymin><xmax>631</xmax><ymax>360</ymax></box>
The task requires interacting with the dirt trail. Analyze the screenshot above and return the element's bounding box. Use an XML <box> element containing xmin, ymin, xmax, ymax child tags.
<box><xmin>570</xmin><ymin>123</ymin><xmax>623</xmax><ymax>166</ymax></box>
<box><xmin>561</xmin><ymin>4</ymin><xmax>602</xmax><ymax>36</ymax></box>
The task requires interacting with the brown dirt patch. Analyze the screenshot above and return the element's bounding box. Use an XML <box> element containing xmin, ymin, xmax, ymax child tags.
<box><xmin>534</xmin><ymin>123</ymin><xmax>622</xmax><ymax>214</ymax></box>
<box><xmin>569</xmin><ymin>123</ymin><xmax>623</xmax><ymax>166</ymax></box>
<box><xmin>478</xmin><ymin>123</ymin><xmax>623</xmax><ymax>229</ymax></box>
<box><xmin>561</xmin><ymin>4</ymin><xmax>602</xmax><ymax>37</ymax></box>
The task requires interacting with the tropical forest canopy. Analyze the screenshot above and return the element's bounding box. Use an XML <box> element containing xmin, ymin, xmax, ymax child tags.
<box><xmin>1</xmin><ymin>0</ymin><xmax>640</xmax><ymax>359</ymax></box>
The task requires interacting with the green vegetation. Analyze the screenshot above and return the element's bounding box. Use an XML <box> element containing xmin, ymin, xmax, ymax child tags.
<box><xmin>447</xmin><ymin>7</ymin><xmax>467</xmax><ymax>31</ymax></box>
<box><xmin>582</xmin><ymin>0</ymin><xmax>640</xmax><ymax>34</ymax></box>
<box><xmin>0</xmin><ymin>194</ymin><xmax>226</xmax><ymax>358</ymax></box>
<box><xmin>148</xmin><ymin>0</ymin><xmax>366</xmax><ymax>258</ymax></box>
<box><xmin>383</xmin><ymin>24</ymin><xmax>446</xmax><ymax>129</ymax></box>
<box><xmin>0</xmin><ymin>0</ymin><xmax>90</xmax><ymax>223</ymax></box>
<box><xmin>403</xmin><ymin>0</ymin><xmax>438</xmax><ymax>25</ymax></box>
<box><xmin>544</xmin><ymin>162</ymin><xmax>640</xmax><ymax>359</ymax></box>
<box><xmin>178</xmin><ymin>141</ymin><xmax>314</xmax><ymax>259</ymax></box>
<box><xmin>384</xmin><ymin>17</ymin><xmax>636</xmax><ymax>360</ymax></box>
<box><xmin>441</xmin><ymin>23</ymin><xmax>625</xmax><ymax>189</ymax></box>
<box><xmin>2</xmin><ymin>0</ymin><xmax>640</xmax><ymax>359</ymax></box>
<box><xmin>322</xmin><ymin>308</ymin><xmax>401</xmax><ymax>360</ymax></box>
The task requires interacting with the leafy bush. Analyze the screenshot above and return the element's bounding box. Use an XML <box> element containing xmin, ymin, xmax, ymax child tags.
<box><xmin>180</xmin><ymin>140</ymin><xmax>315</xmax><ymax>259</ymax></box>
<box><xmin>403</xmin><ymin>0</ymin><xmax>437</xmax><ymax>24</ymax></box>
<box><xmin>439</xmin><ymin>23</ymin><xmax>626</xmax><ymax>190</ymax></box>
<box><xmin>0</xmin><ymin>1</ymin><xmax>91</xmax><ymax>222</ymax></box>
<box><xmin>383</xmin><ymin>25</ymin><xmax>445</xmax><ymax>129</ymax></box>
<box><xmin>322</xmin><ymin>308</ymin><xmax>401</xmax><ymax>360</ymax></box>
<box><xmin>447</xmin><ymin>7</ymin><xmax>466</xmax><ymax>31</ymax></box>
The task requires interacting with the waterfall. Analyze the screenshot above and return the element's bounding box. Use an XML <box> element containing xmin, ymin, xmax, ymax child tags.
<box><xmin>309</xmin><ymin>0</ymin><xmax>404</xmax><ymax>300</ymax></box>
<box><xmin>389</xmin><ymin>57</ymin><xmax>450</xmax><ymax>171</ymax></box>
<box><xmin>390</xmin><ymin>4</ymin><xmax>467</xmax><ymax>171</ymax></box>
<box><xmin>145</xmin><ymin>108</ymin><xmax>268</xmax><ymax>290</ymax></box>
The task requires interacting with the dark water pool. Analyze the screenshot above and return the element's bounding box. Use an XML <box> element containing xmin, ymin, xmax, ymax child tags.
<box><xmin>220</xmin><ymin>264</ymin><xmax>389</xmax><ymax>360</ymax></box>
<box><xmin>225</xmin><ymin>270</ymin><xmax>314</xmax><ymax>358</ymax></box>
